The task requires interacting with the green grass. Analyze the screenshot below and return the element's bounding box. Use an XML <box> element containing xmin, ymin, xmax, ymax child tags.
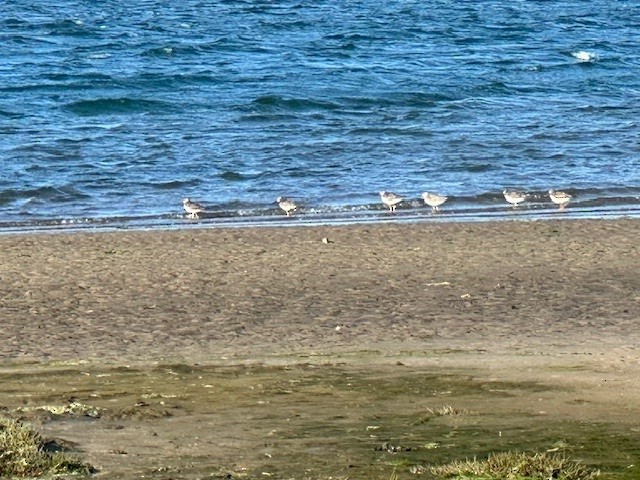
<box><xmin>0</xmin><ymin>416</ymin><xmax>92</xmax><ymax>478</ymax></box>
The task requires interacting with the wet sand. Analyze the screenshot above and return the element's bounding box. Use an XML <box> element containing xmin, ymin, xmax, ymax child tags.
<box><xmin>2</xmin><ymin>218</ymin><xmax>640</xmax><ymax>364</ymax></box>
<box><xmin>1</xmin><ymin>219</ymin><xmax>640</xmax><ymax>478</ymax></box>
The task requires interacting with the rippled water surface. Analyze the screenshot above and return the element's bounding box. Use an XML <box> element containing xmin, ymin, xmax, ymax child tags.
<box><xmin>2</xmin><ymin>1</ymin><xmax>640</xmax><ymax>231</ymax></box>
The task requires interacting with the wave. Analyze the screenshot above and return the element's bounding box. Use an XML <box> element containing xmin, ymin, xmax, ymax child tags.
<box><xmin>241</xmin><ymin>92</ymin><xmax>458</xmax><ymax>118</ymax></box>
<box><xmin>126</xmin><ymin>72</ymin><xmax>221</xmax><ymax>91</ymax></box>
<box><xmin>142</xmin><ymin>45</ymin><xmax>203</xmax><ymax>58</ymax></box>
<box><xmin>571</xmin><ymin>50</ymin><xmax>599</xmax><ymax>63</ymax></box>
<box><xmin>64</xmin><ymin>97</ymin><xmax>175</xmax><ymax>116</ymax></box>
<box><xmin>218</xmin><ymin>171</ymin><xmax>268</xmax><ymax>182</ymax></box>
<box><xmin>250</xmin><ymin>95</ymin><xmax>340</xmax><ymax>113</ymax></box>
<box><xmin>339</xmin><ymin>92</ymin><xmax>458</xmax><ymax>109</ymax></box>
<box><xmin>0</xmin><ymin>109</ymin><xmax>22</xmax><ymax>119</ymax></box>
<box><xmin>149</xmin><ymin>180</ymin><xmax>202</xmax><ymax>190</ymax></box>
<box><xmin>1</xmin><ymin>73</ymin><xmax>114</xmax><ymax>94</ymax></box>
<box><xmin>0</xmin><ymin>186</ymin><xmax>90</xmax><ymax>207</ymax></box>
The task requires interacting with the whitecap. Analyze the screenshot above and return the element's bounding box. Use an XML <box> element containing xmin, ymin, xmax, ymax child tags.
<box><xmin>572</xmin><ymin>50</ymin><xmax>598</xmax><ymax>62</ymax></box>
<box><xmin>95</xmin><ymin>123</ymin><xmax>124</xmax><ymax>130</ymax></box>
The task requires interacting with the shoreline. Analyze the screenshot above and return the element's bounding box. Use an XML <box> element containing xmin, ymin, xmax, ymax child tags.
<box><xmin>3</xmin><ymin>183</ymin><xmax>640</xmax><ymax>236</ymax></box>
<box><xmin>1</xmin><ymin>202</ymin><xmax>640</xmax><ymax>238</ymax></box>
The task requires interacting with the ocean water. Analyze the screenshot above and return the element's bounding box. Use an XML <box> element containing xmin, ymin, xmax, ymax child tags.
<box><xmin>2</xmin><ymin>0</ymin><xmax>640</xmax><ymax>232</ymax></box>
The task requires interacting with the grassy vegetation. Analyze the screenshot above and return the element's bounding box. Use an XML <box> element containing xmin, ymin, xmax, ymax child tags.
<box><xmin>0</xmin><ymin>416</ymin><xmax>92</xmax><ymax>478</ymax></box>
<box><xmin>410</xmin><ymin>405</ymin><xmax>468</xmax><ymax>426</ymax></box>
<box><xmin>429</xmin><ymin>451</ymin><xmax>600</xmax><ymax>480</ymax></box>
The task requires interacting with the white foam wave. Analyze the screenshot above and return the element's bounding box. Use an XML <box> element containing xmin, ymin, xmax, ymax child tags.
<box><xmin>572</xmin><ymin>50</ymin><xmax>598</xmax><ymax>62</ymax></box>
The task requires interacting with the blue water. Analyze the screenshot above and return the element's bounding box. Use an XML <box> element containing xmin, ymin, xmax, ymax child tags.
<box><xmin>2</xmin><ymin>0</ymin><xmax>640</xmax><ymax>231</ymax></box>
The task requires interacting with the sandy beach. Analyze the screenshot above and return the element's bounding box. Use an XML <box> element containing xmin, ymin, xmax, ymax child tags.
<box><xmin>2</xmin><ymin>218</ymin><xmax>640</xmax><ymax>363</ymax></box>
<box><xmin>1</xmin><ymin>219</ymin><xmax>640</xmax><ymax>478</ymax></box>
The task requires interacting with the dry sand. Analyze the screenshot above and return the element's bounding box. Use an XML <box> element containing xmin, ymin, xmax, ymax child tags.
<box><xmin>1</xmin><ymin>218</ymin><xmax>640</xmax><ymax>478</ymax></box>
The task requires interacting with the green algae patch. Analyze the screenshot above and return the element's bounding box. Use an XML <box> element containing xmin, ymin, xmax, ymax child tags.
<box><xmin>0</xmin><ymin>361</ymin><xmax>639</xmax><ymax>479</ymax></box>
<box><xmin>14</xmin><ymin>402</ymin><xmax>102</xmax><ymax>419</ymax></box>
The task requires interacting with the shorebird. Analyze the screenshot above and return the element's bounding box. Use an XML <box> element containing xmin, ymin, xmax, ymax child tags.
<box><xmin>503</xmin><ymin>189</ymin><xmax>526</xmax><ymax>207</ymax></box>
<box><xmin>421</xmin><ymin>192</ymin><xmax>448</xmax><ymax>212</ymax></box>
<box><xmin>379</xmin><ymin>191</ymin><xmax>404</xmax><ymax>212</ymax></box>
<box><xmin>549</xmin><ymin>189</ymin><xmax>572</xmax><ymax>209</ymax></box>
<box><xmin>182</xmin><ymin>198</ymin><xmax>205</xmax><ymax>219</ymax></box>
<box><xmin>276</xmin><ymin>196</ymin><xmax>297</xmax><ymax>216</ymax></box>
